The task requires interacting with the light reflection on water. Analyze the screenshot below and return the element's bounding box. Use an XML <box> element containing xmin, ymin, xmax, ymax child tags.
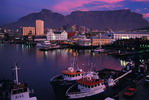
<box><xmin>1</xmin><ymin>44</ymin><xmax>143</xmax><ymax>100</ymax></box>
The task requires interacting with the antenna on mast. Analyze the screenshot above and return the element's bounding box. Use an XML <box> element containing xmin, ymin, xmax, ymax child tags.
<box><xmin>12</xmin><ymin>63</ymin><xmax>20</xmax><ymax>85</ymax></box>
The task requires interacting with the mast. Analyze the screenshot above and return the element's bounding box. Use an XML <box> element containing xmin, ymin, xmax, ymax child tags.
<box><xmin>12</xmin><ymin>63</ymin><xmax>20</xmax><ymax>85</ymax></box>
<box><xmin>99</xmin><ymin>32</ymin><xmax>101</xmax><ymax>49</ymax></box>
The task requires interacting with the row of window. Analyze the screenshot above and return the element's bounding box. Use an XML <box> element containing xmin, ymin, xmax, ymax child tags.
<box><xmin>12</xmin><ymin>88</ymin><xmax>27</xmax><ymax>94</ymax></box>
<box><xmin>15</xmin><ymin>94</ymin><xmax>24</xmax><ymax>99</ymax></box>
<box><xmin>79</xmin><ymin>83</ymin><xmax>103</xmax><ymax>88</ymax></box>
<box><xmin>63</xmin><ymin>74</ymin><xmax>82</xmax><ymax>77</ymax></box>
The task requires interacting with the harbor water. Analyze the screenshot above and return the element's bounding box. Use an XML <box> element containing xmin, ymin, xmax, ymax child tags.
<box><xmin>0</xmin><ymin>44</ymin><xmax>147</xmax><ymax>100</ymax></box>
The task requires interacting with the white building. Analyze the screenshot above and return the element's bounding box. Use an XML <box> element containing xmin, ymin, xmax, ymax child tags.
<box><xmin>47</xmin><ymin>29</ymin><xmax>68</xmax><ymax>41</ymax></box>
<box><xmin>113</xmin><ymin>31</ymin><xmax>149</xmax><ymax>40</ymax></box>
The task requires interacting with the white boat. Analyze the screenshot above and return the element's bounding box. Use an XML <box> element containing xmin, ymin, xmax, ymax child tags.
<box><xmin>36</xmin><ymin>40</ymin><xmax>51</xmax><ymax>47</ymax></box>
<box><xmin>11</xmin><ymin>64</ymin><xmax>37</xmax><ymax>100</ymax></box>
<box><xmin>66</xmin><ymin>71</ymin><xmax>106</xmax><ymax>99</ymax></box>
<box><xmin>93</xmin><ymin>48</ymin><xmax>106</xmax><ymax>53</ymax></box>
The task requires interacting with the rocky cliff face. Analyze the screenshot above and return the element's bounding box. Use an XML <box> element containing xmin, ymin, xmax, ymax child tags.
<box><xmin>2</xmin><ymin>9</ymin><xmax>149</xmax><ymax>31</ymax></box>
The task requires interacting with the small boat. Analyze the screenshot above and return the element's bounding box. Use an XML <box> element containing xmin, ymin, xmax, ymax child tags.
<box><xmin>66</xmin><ymin>71</ymin><xmax>106</xmax><ymax>99</ymax></box>
<box><xmin>36</xmin><ymin>40</ymin><xmax>51</xmax><ymax>47</ymax></box>
<box><xmin>11</xmin><ymin>64</ymin><xmax>37</xmax><ymax>100</ymax></box>
<box><xmin>93</xmin><ymin>48</ymin><xmax>106</xmax><ymax>53</ymax></box>
<box><xmin>39</xmin><ymin>45</ymin><xmax>61</xmax><ymax>51</ymax></box>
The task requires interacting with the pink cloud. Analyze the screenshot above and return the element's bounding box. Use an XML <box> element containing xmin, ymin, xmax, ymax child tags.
<box><xmin>133</xmin><ymin>0</ymin><xmax>149</xmax><ymax>1</ymax></box>
<box><xmin>51</xmin><ymin>0</ymin><xmax>124</xmax><ymax>14</ymax></box>
<box><xmin>143</xmin><ymin>13</ymin><xmax>149</xmax><ymax>18</ymax></box>
<box><xmin>135</xmin><ymin>8</ymin><xmax>141</xmax><ymax>13</ymax></box>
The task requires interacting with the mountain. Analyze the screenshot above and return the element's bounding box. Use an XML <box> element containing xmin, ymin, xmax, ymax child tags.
<box><xmin>1</xmin><ymin>9</ymin><xmax>149</xmax><ymax>31</ymax></box>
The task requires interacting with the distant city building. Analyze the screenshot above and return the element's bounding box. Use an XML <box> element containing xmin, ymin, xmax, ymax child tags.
<box><xmin>79</xmin><ymin>26</ymin><xmax>86</xmax><ymax>34</ymax></box>
<box><xmin>46</xmin><ymin>29</ymin><xmax>68</xmax><ymax>41</ymax></box>
<box><xmin>0</xmin><ymin>33</ymin><xmax>4</xmax><ymax>40</ymax></box>
<box><xmin>67</xmin><ymin>32</ymin><xmax>76</xmax><ymax>39</ymax></box>
<box><xmin>113</xmin><ymin>31</ymin><xmax>149</xmax><ymax>40</ymax></box>
<box><xmin>36</xmin><ymin>20</ymin><xmax>44</xmax><ymax>36</ymax></box>
<box><xmin>22</xmin><ymin>27</ymin><xmax>35</xmax><ymax>36</ymax></box>
<box><xmin>71</xmin><ymin>25</ymin><xmax>78</xmax><ymax>32</ymax></box>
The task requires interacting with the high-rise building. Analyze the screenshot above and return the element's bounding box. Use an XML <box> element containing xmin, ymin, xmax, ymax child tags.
<box><xmin>36</xmin><ymin>20</ymin><xmax>44</xmax><ymax>35</ymax></box>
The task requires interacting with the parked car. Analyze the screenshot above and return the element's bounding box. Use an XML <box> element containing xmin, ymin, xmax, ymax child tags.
<box><xmin>123</xmin><ymin>85</ymin><xmax>136</xmax><ymax>97</ymax></box>
<box><xmin>144</xmin><ymin>75</ymin><xmax>149</xmax><ymax>85</ymax></box>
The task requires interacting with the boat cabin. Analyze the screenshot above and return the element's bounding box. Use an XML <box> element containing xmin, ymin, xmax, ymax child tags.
<box><xmin>77</xmin><ymin>72</ymin><xmax>106</xmax><ymax>92</ymax></box>
<box><xmin>62</xmin><ymin>67</ymin><xmax>84</xmax><ymax>81</ymax></box>
<box><xmin>11</xmin><ymin>83</ymin><xmax>30</xmax><ymax>100</ymax></box>
<box><xmin>11</xmin><ymin>83</ymin><xmax>28</xmax><ymax>95</ymax></box>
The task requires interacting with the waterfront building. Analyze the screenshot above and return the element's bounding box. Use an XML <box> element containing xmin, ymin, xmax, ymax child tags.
<box><xmin>36</xmin><ymin>20</ymin><xmax>44</xmax><ymax>36</ymax></box>
<box><xmin>22</xmin><ymin>27</ymin><xmax>35</xmax><ymax>36</ymax></box>
<box><xmin>77</xmin><ymin>39</ymin><xmax>91</xmax><ymax>46</ymax></box>
<box><xmin>91</xmin><ymin>34</ymin><xmax>113</xmax><ymax>46</ymax></box>
<box><xmin>70</xmin><ymin>35</ymin><xmax>86</xmax><ymax>41</ymax></box>
<box><xmin>46</xmin><ymin>29</ymin><xmax>68</xmax><ymax>41</ymax></box>
<box><xmin>113</xmin><ymin>31</ymin><xmax>149</xmax><ymax>40</ymax></box>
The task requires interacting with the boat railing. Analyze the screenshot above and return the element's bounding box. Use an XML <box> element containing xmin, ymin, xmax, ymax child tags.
<box><xmin>114</xmin><ymin>70</ymin><xmax>132</xmax><ymax>83</ymax></box>
<box><xmin>66</xmin><ymin>84</ymin><xmax>104</xmax><ymax>95</ymax></box>
<box><xmin>50</xmin><ymin>74</ymin><xmax>62</xmax><ymax>82</ymax></box>
<box><xmin>66</xmin><ymin>83</ymin><xmax>77</xmax><ymax>95</ymax></box>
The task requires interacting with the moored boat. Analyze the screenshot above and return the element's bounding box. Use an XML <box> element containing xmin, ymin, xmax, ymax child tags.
<box><xmin>36</xmin><ymin>40</ymin><xmax>51</xmax><ymax>47</ymax></box>
<box><xmin>66</xmin><ymin>71</ymin><xmax>106</xmax><ymax>99</ymax></box>
<box><xmin>93</xmin><ymin>48</ymin><xmax>106</xmax><ymax>53</ymax></box>
<box><xmin>11</xmin><ymin>64</ymin><xmax>37</xmax><ymax>100</ymax></box>
<box><xmin>50</xmin><ymin>59</ymin><xmax>84</xmax><ymax>98</ymax></box>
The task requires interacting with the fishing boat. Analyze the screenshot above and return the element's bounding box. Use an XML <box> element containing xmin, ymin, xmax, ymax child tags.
<box><xmin>66</xmin><ymin>71</ymin><xmax>106</xmax><ymax>99</ymax></box>
<box><xmin>66</xmin><ymin>68</ymin><xmax>133</xmax><ymax>100</ymax></box>
<box><xmin>10</xmin><ymin>64</ymin><xmax>37</xmax><ymax>100</ymax></box>
<box><xmin>50</xmin><ymin>58</ymin><xmax>84</xmax><ymax>98</ymax></box>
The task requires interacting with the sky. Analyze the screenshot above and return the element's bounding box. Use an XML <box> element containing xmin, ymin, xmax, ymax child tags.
<box><xmin>0</xmin><ymin>0</ymin><xmax>149</xmax><ymax>26</ymax></box>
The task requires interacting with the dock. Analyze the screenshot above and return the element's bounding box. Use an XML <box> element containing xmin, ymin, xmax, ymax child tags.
<box><xmin>39</xmin><ymin>45</ymin><xmax>68</xmax><ymax>51</ymax></box>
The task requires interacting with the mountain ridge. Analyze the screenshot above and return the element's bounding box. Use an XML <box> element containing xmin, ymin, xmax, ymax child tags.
<box><xmin>1</xmin><ymin>9</ymin><xmax>149</xmax><ymax>31</ymax></box>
